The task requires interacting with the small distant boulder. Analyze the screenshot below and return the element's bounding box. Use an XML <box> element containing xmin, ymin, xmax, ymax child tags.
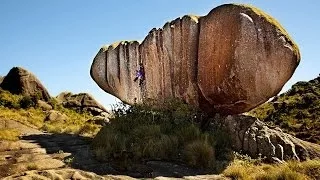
<box><xmin>0</xmin><ymin>67</ymin><xmax>51</xmax><ymax>101</ymax></box>
<box><xmin>56</xmin><ymin>91</ymin><xmax>72</xmax><ymax>103</ymax></box>
<box><xmin>45</xmin><ymin>110</ymin><xmax>68</xmax><ymax>122</ymax></box>
<box><xmin>38</xmin><ymin>100</ymin><xmax>53</xmax><ymax>110</ymax></box>
<box><xmin>87</xmin><ymin>115</ymin><xmax>110</xmax><ymax>126</ymax></box>
<box><xmin>56</xmin><ymin>92</ymin><xmax>108</xmax><ymax>115</ymax></box>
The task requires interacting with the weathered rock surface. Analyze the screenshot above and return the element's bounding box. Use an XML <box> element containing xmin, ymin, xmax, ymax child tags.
<box><xmin>56</xmin><ymin>92</ymin><xmax>107</xmax><ymax>114</ymax></box>
<box><xmin>45</xmin><ymin>110</ymin><xmax>68</xmax><ymax>122</ymax></box>
<box><xmin>216</xmin><ymin>115</ymin><xmax>320</xmax><ymax>161</ymax></box>
<box><xmin>87</xmin><ymin>115</ymin><xmax>110</xmax><ymax>126</ymax></box>
<box><xmin>37</xmin><ymin>100</ymin><xmax>53</xmax><ymax>110</ymax></box>
<box><xmin>0</xmin><ymin>67</ymin><xmax>51</xmax><ymax>101</ymax></box>
<box><xmin>91</xmin><ymin>4</ymin><xmax>300</xmax><ymax>114</ymax></box>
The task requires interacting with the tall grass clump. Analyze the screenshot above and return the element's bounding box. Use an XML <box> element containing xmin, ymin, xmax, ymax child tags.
<box><xmin>0</xmin><ymin>128</ymin><xmax>21</xmax><ymax>141</ymax></box>
<box><xmin>92</xmin><ymin>99</ymin><xmax>231</xmax><ymax>169</ymax></box>
<box><xmin>223</xmin><ymin>153</ymin><xmax>320</xmax><ymax>180</ymax></box>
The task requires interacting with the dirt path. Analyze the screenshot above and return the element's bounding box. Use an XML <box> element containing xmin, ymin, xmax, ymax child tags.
<box><xmin>0</xmin><ymin>120</ymin><xmax>227</xmax><ymax>179</ymax></box>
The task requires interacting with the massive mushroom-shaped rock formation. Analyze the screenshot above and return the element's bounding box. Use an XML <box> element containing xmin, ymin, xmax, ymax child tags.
<box><xmin>91</xmin><ymin>4</ymin><xmax>300</xmax><ymax>114</ymax></box>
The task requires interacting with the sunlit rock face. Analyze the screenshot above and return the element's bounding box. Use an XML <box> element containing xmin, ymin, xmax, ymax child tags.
<box><xmin>91</xmin><ymin>4</ymin><xmax>300</xmax><ymax>115</ymax></box>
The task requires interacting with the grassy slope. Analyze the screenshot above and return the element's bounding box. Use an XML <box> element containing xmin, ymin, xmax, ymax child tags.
<box><xmin>249</xmin><ymin>74</ymin><xmax>320</xmax><ymax>144</ymax></box>
<box><xmin>0</xmin><ymin>89</ymin><xmax>101</xmax><ymax>140</ymax></box>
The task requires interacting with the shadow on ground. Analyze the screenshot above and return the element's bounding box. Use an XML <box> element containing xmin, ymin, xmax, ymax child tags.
<box><xmin>21</xmin><ymin>133</ymin><xmax>226</xmax><ymax>178</ymax></box>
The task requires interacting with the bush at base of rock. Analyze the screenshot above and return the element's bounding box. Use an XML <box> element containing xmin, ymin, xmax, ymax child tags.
<box><xmin>92</xmin><ymin>100</ymin><xmax>231</xmax><ymax>170</ymax></box>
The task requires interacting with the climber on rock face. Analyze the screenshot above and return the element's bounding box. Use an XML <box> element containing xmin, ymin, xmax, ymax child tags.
<box><xmin>134</xmin><ymin>63</ymin><xmax>145</xmax><ymax>86</ymax></box>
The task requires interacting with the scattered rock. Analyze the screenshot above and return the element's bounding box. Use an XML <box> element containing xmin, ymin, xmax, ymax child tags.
<box><xmin>0</xmin><ymin>67</ymin><xmax>51</xmax><ymax>101</ymax></box>
<box><xmin>216</xmin><ymin>115</ymin><xmax>320</xmax><ymax>161</ymax></box>
<box><xmin>56</xmin><ymin>92</ymin><xmax>108</xmax><ymax>114</ymax></box>
<box><xmin>37</xmin><ymin>100</ymin><xmax>53</xmax><ymax>110</ymax></box>
<box><xmin>83</xmin><ymin>107</ymin><xmax>105</xmax><ymax>116</ymax></box>
<box><xmin>91</xmin><ymin>4</ymin><xmax>300</xmax><ymax>115</ymax></box>
<box><xmin>45</xmin><ymin>110</ymin><xmax>68</xmax><ymax>122</ymax></box>
<box><xmin>87</xmin><ymin>115</ymin><xmax>109</xmax><ymax>126</ymax></box>
<box><xmin>56</xmin><ymin>91</ymin><xmax>72</xmax><ymax>102</ymax></box>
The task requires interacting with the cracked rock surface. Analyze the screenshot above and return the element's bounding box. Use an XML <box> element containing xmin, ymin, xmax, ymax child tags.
<box><xmin>90</xmin><ymin>4</ymin><xmax>300</xmax><ymax>114</ymax></box>
<box><xmin>219</xmin><ymin>115</ymin><xmax>320</xmax><ymax>161</ymax></box>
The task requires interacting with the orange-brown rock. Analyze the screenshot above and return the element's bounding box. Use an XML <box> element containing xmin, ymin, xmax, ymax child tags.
<box><xmin>90</xmin><ymin>4</ymin><xmax>300</xmax><ymax>114</ymax></box>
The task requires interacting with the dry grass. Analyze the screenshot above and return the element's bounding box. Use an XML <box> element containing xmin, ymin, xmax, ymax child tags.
<box><xmin>183</xmin><ymin>139</ymin><xmax>215</xmax><ymax>168</ymax></box>
<box><xmin>0</xmin><ymin>106</ymin><xmax>46</xmax><ymax>128</ymax></box>
<box><xmin>26</xmin><ymin>163</ymin><xmax>38</xmax><ymax>170</ymax></box>
<box><xmin>0</xmin><ymin>128</ymin><xmax>21</xmax><ymax>141</ymax></box>
<box><xmin>223</xmin><ymin>159</ymin><xmax>320</xmax><ymax>180</ymax></box>
<box><xmin>0</xmin><ymin>90</ymin><xmax>99</xmax><ymax>136</ymax></box>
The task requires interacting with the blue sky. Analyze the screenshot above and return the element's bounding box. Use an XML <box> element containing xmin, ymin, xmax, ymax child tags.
<box><xmin>1</xmin><ymin>0</ymin><xmax>319</xmax><ymax>110</ymax></box>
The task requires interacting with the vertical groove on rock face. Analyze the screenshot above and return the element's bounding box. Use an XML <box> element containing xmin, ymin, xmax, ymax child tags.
<box><xmin>156</xmin><ymin>30</ymin><xmax>163</xmax><ymax>98</ymax></box>
<box><xmin>104</xmin><ymin>50</ymin><xmax>108</xmax><ymax>85</ymax></box>
<box><xmin>179</xmin><ymin>18</ymin><xmax>184</xmax><ymax>97</ymax></box>
<box><xmin>170</xmin><ymin>22</ymin><xmax>175</xmax><ymax>97</ymax></box>
<box><xmin>117</xmin><ymin>46</ymin><xmax>121</xmax><ymax>84</ymax></box>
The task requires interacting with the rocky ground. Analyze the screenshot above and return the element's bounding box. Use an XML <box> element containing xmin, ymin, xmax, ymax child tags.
<box><xmin>0</xmin><ymin>120</ymin><xmax>228</xmax><ymax>180</ymax></box>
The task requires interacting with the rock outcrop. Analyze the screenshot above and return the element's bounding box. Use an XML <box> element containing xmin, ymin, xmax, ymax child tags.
<box><xmin>45</xmin><ymin>110</ymin><xmax>69</xmax><ymax>122</ymax></box>
<box><xmin>249</xmin><ymin>74</ymin><xmax>320</xmax><ymax>144</ymax></box>
<box><xmin>0</xmin><ymin>67</ymin><xmax>51</xmax><ymax>101</ymax></box>
<box><xmin>216</xmin><ymin>115</ymin><xmax>320</xmax><ymax>161</ymax></box>
<box><xmin>56</xmin><ymin>92</ymin><xmax>108</xmax><ymax>115</ymax></box>
<box><xmin>37</xmin><ymin>100</ymin><xmax>53</xmax><ymax>110</ymax></box>
<box><xmin>91</xmin><ymin>4</ymin><xmax>300</xmax><ymax>115</ymax></box>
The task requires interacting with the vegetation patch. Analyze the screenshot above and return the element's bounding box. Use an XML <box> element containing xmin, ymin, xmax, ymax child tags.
<box><xmin>223</xmin><ymin>154</ymin><xmax>320</xmax><ymax>180</ymax></box>
<box><xmin>0</xmin><ymin>128</ymin><xmax>20</xmax><ymax>141</ymax></box>
<box><xmin>92</xmin><ymin>100</ymin><xmax>231</xmax><ymax>170</ymax></box>
<box><xmin>0</xmin><ymin>89</ymin><xmax>100</xmax><ymax>136</ymax></box>
<box><xmin>26</xmin><ymin>163</ymin><xmax>38</xmax><ymax>170</ymax></box>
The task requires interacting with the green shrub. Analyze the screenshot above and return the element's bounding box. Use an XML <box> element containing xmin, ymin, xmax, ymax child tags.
<box><xmin>92</xmin><ymin>100</ymin><xmax>228</xmax><ymax>170</ymax></box>
<box><xmin>78</xmin><ymin>123</ymin><xmax>100</xmax><ymax>136</ymax></box>
<box><xmin>19</xmin><ymin>96</ymin><xmax>36</xmax><ymax>109</ymax></box>
<box><xmin>26</xmin><ymin>163</ymin><xmax>38</xmax><ymax>170</ymax></box>
<box><xmin>183</xmin><ymin>139</ymin><xmax>215</xmax><ymax>168</ymax></box>
<box><xmin>0</xmin><ymin>89</ymin><xmax>21</xmax><ymax>109</ymax></box>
